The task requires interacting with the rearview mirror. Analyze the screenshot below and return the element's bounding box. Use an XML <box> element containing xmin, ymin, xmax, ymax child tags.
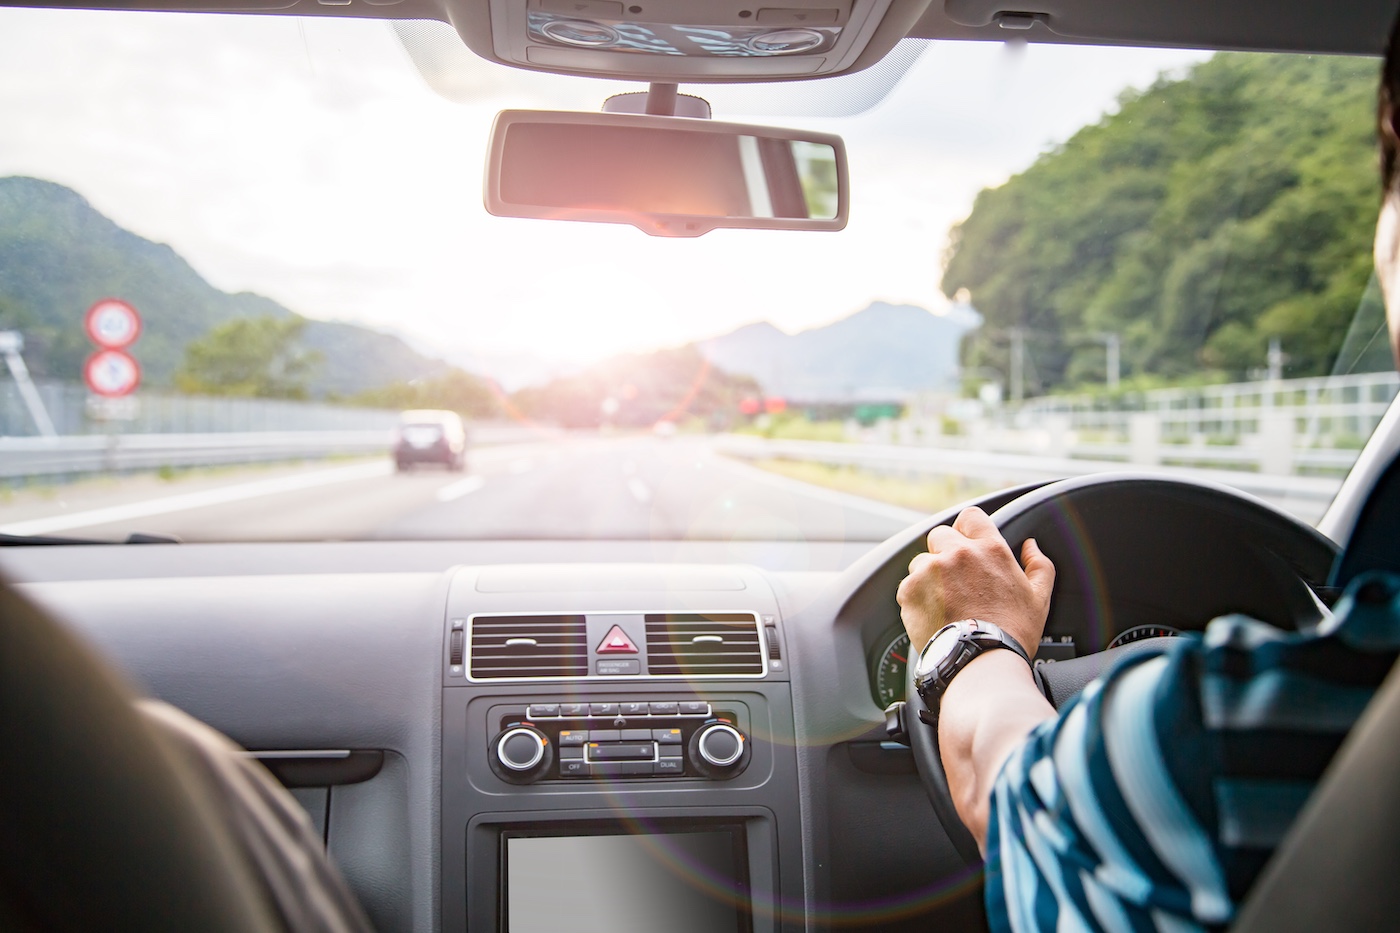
<box><xmin>485</xmin><ymin>110</ymin><xmax>848</xmax><ymax>237</ymax></box>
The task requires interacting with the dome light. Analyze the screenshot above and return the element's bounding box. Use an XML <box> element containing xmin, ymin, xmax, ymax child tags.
<box><xmin>540</xmin><ymin>19</ymin><xmax>621</xmax><ymax>48</ymax></box>
<box><xmin>746</xmin><ymin>28</ymin><xmax>825</xmax><ymax>55</ymax></box>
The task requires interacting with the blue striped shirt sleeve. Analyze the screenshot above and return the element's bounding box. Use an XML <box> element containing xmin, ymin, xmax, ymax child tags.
<box><xmin>983</xmin><ymin>571</ymin><xmax>1400</xmax><ymax>933</ymax></box>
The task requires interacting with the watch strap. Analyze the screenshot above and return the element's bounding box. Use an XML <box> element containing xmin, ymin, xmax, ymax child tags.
<box><xmin>986</xmin><ymin>623</ymin><xmax>1032</xmax><ymax>666</ymax></box>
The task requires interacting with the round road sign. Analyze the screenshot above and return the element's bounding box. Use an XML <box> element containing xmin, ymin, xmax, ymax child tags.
<box><xmin>84</xmin><ymin>298</ymin><xmax>142</xmax><ymax>349</ymax></box>
<box><xmin>85</xmin><ymin>349</ymin><xmax>141</xmax><ymax>398</ymax></box>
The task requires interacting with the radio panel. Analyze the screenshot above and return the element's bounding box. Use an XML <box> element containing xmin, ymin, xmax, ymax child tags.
<box><xmin>487</xmin><ymin>698</ymin><xmax>751</xmax><ymax>783</ymax></box>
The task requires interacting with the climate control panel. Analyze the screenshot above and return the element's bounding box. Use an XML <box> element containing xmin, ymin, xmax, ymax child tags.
<box><xmin>487</xmin><ymin>699</ymin><xmax>751</xmax><ymax>783</ymax></box>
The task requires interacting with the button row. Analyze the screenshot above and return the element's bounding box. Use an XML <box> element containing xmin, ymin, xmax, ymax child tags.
<box><xmin>559</xmin><ymin>757</ymin><xmax>685</xmax><ymax>777</ymax></box>
<box><xmin>558</xmin><ymin>728</ymin><xmax>683</xmax><ymax>746</ymax></box>
<box><xmin>526</xmin><ymin>701</ymin><xmax>710</xmax><ymax>719</ymax></box>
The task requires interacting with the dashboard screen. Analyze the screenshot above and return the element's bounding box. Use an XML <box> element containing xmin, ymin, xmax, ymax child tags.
<box><xmin>504</xmin><ymin>829</ymin><xmax>749</xmax><ymax>932</ymax></box>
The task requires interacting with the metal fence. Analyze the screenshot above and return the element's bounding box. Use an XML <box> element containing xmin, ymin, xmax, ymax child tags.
<box><xmin>860</xmin><ymin>371</ymin><xmax>1400</xmax><ymax>477</ymax></box>
<box><xmin>0</xmin><ymin>381</ymin><xmax>400</xmax><ymax>437</ymax></box>
<box><xmin>1011</xmin><ymin>371</ymin><xmax>1400</xmax><ymax>444</ymax></box>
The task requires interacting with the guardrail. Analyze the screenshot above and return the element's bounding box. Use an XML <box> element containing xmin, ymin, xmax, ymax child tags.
<box><xmin>0</xmin><ymin>382</ymin><xmax>403</xmax><ymax>437</ymax></box>
<box><xmin>0</xmin><ymin>423</ymin><xmax>553</xmax><ymax>480</ymax></box>
<box><xmin>714</xmin><ymin>434</ymin><xmax>1343</xmax><ymax>505</ymax></box>
<box><xmin>0</xmin><ymin>431</ymin><xmax>391</xmax><ymax>479</ymax></box>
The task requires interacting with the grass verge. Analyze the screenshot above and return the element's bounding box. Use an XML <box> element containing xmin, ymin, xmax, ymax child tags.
<box><xmin>752</xmin><ymin>458</ymin><xmax>995</xmax><ymax>514</ymax></box>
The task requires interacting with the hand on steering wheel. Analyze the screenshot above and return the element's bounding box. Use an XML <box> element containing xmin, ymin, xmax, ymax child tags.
<box><xmin>896</xmin><ymin>473</ymin><xmax>1337</xmax><ymax>865</ymax></box>
<box><xmin>897</xmin><ymin>505</ymin><xmax>1055</xmax><ymax>660</ymax></box>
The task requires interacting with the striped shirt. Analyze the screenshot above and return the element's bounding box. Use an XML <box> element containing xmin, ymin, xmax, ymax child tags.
<box><xmin>984</xmin><ymin>570</ymin><xmax>1400</xmax><ymax>933</ymax></box>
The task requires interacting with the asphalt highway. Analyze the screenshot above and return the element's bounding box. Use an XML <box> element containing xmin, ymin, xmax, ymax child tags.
<box><xmin>0</xmin><ymin>436</ymin><xmax>925</xmax><ymax>544</ymax></box>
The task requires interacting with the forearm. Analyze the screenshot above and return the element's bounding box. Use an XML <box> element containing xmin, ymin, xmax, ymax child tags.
<box><xmin>936</xmin><ymin>650</ymin><xmax>1055</xmax><ymax>849</ymax></box>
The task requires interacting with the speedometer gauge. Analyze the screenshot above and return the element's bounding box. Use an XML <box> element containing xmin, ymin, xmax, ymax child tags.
<box><xmin>871</xmin><ymin>630</ymin><xmax>911</xmax><ymax>708</ymax></box>
<box><xmin>1107</xmin><ymin>624</ymin><xmax>1181</xmax><ymax>649</ymax></box>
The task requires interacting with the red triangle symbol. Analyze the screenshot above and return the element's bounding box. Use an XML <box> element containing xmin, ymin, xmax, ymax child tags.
<box><xmin>596</xmin><ymin>625</ymin><xmax>638</xmax><ymax>654</ymax></box>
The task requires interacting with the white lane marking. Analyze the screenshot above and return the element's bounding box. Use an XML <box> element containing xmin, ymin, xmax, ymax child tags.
<box><xmin>0</xmin><ymin>461</ymin><xmax>393</xmax><ymax>536</ymax></box>
<box><xmin>508</xmin><ymin>458</ymin><xmax>533</xmax><ymax>474</ymax></box>
<box><xmin>627</xmin><ymin>476</ymin><xmax>652</xmax><ymax>504</ymax></box>
<box><xmin>711</xmin><ymin>454</ymin><xmax>926</xmax><ymax>524</ymax></box>
<box><xmin>436</xmin><ymin>475</ymin><xmax>486</xmax><ymax>502</ymax></box>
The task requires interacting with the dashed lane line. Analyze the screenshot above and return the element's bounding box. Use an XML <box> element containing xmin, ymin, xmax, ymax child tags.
<box><xmin>436</xmin><ymin>475</ymin><xmax>487</xmax><ymax>502</ymax></box>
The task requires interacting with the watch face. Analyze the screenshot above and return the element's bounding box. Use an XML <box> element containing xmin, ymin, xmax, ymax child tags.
<box><xmin>916</xmin><ymin>623</ymin><xmax>970</xmax><ymax>679</ymax></box>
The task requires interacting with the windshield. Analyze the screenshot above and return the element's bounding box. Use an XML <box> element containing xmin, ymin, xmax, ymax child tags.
<box><xmin>0</xmin><ymin>9</ymin><xmax>1391</xmax><ymax>545</ymax></box>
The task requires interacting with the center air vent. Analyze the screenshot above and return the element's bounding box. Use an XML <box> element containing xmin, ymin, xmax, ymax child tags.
<box><xmin>469</xmin><ymin>615</ymin><xmax>588</xmax><ymax>679</ymax></box>
<box><xmin>645</xmin><ymin>613</ymin><xmax>764</xmax><ymax>676</ymax></box>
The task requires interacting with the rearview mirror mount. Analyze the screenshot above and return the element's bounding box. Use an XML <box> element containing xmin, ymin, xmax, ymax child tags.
<box><xmin>484</xmin><ymin>109</ymin><xmax>848</xmax><ymax>237</ymax></box>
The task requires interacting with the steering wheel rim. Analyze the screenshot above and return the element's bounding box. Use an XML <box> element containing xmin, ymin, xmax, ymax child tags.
<box><xmin>905</xmin><ymin>472</ymin><xmax>1339</xmax><ymax>866</ymax></box>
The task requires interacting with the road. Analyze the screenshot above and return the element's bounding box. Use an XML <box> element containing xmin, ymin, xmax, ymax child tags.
<box><xmin>0</xmin><ymin>436</ymin><xmax>924</xmax><ymax>543</ymax></box>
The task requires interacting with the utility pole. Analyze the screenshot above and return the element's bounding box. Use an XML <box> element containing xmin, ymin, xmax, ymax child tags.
<box><xmin>0</xmin><ymin>330</ymin><xmax>57</xmax><ymax>437</ymax></box>
<box><xmin>1010</xmin><ymin>327</ymin><xmax>1025</xmax><ymax>404</ymax></box>
<box><xmin>1267</xmin><ymin>337</ymin><xmax>1285</xmax><ymax>382</ymax></box>
<box><xmin>1104</xmin><ymin>333</ymin><xmax>1120</xmax><ymax>391</ymax></box>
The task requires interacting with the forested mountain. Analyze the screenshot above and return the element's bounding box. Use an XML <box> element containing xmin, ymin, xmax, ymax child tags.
<box><xmin>0</xmin><ymin>176</ymin><xmax>446</xmax><ymax>395</ymax></box>
<box><xmin>943</xmin><ymin>53</ymin><xmax>1382</xmax><ymax>392</ymax></box>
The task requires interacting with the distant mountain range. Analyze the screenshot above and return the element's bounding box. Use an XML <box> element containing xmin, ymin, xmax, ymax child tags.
<box><xmin>0</xmin><ymin>176</ymin><xmax>444</xmax><ymax>395</ymax></box>
<box><xmin>696</xmin><ymin>301</ymin><xmax>981</xmax><ymax>400</ymax></box>
<box><xmin>0</xmin><ymin>176</ymin><xmax>981</xmax><ymax>404</ymax></box>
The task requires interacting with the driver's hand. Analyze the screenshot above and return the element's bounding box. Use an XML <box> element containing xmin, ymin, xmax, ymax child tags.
<box><xmin>896</xmin><ymin>506</ymin><xmax>1056</xmax><ymax>657</ymax></box>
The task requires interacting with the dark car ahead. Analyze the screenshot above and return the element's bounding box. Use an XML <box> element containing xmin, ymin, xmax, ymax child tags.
<box><xmin>392</xmin><ymin>409</ymin><xmax>467</xmax><ymax>472</ymax></box>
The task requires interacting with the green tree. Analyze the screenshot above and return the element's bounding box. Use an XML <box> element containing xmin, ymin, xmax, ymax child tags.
<box><xmin>175</xmin><ymin>315</ymin><xmax>320</xmax><ymax>399</ymax></box>
<box><xmin>943</xmin><ymin>53</ymin><xmax>1381</xmax><ymax>391</ymax></box>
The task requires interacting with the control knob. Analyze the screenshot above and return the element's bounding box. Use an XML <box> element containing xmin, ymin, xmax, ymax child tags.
<box><xmin>489</xmin><ymin>723</ymin><xmax>553</xmax><ymax>784</ymax></box>
<box><xmin>688</xmin><ymin>720</ymin><xmax>750</xmax><ymax>779</ymax></box>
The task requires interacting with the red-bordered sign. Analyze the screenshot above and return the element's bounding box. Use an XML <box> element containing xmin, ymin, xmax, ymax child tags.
<box><xmin>84</xmin><ymin>349</ymin><xmax>141</xmax><ymax>398</ymax></box>
<box><xmin>84</xmin><ymin>298</ymin><xmax>142</xmax><ymax>350</ymax></box>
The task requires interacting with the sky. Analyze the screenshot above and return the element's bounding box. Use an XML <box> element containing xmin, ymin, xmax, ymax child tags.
<box><xmin>0</xmin><ymin>8</ymin><xmax>1209</xmax><ymax>384</ymax></box>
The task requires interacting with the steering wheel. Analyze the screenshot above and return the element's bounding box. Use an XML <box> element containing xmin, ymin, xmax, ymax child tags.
<box><xmin>903</xmin><ymin>473</ymin><xmax>1339</xmax><ymax>864</ymax></box>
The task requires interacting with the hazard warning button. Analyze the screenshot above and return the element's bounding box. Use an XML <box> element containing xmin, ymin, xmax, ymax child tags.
<box><xmin>596</xmin><ymin>625</ymin><xmax>639</xmax><ymax>654</ymax></box>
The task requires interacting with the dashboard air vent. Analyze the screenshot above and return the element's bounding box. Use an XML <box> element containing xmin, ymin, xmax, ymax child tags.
<box><xmin>645</xmin><ymin>613</ymin><xmax>764</xmax><ymax>676</ymax></box>
<box><xmin>469</xmin><ymin>615</ymin><xmax>588</xmax><ymax>679</ymax></box>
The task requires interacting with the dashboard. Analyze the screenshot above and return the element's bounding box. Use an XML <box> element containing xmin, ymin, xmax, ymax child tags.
<box><xmin>2</xmin><ymin>538</ymin><xmax>981</xmax><ymax>933</ymax></box>
<box><xmin>0</xmin><ymin>474</ymin><xmax>1341</xmax><ymax>933</ymax></box>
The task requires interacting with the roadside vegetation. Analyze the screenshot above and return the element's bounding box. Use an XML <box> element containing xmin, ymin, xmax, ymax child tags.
<box><xmin>733</xmin><ymin>414</ymin><xmax>848</xmax><ymax>442</ymax></box>
<box><xmin>752</xmin><ymin>458</ymin><xmax>993</xmax><ymax>514</ymax></box>
<box><xmin>947</xmin><ymin>53</ymin><xmax>1383</xmax><ymax>393</ymax></box>
<box><xmin>345</xmin><ymin>368</ymin><xmax>500</xmax><ymax>418</ymax></box>
<box><xmin>174</xmin><ymin>316</ymin><xmax>321</xmax><ymax>399</ymax></box>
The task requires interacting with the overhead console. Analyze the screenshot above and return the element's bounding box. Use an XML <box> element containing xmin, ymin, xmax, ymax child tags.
<box><xmin>440</xmin><ymin>564</ymin><xmax>802</xmax><ymax>932</ymax></box>
<box><xmin>459</xmin><ymin>0</ymin><xmax>936</xmax><ymax>81</ymax></box>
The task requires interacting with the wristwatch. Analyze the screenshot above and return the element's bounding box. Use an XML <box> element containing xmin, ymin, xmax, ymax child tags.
<box><xmin>913</xmin><ymin>619</ymin><xmax>1032</xmax><ymax>706</ymax></box>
